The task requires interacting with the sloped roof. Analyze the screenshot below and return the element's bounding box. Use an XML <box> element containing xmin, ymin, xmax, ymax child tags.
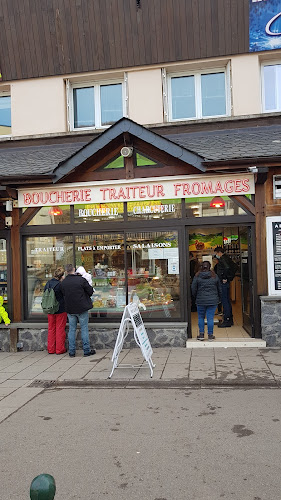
<box><xmin>166</xmin><ymin>124</ymin><xmax>281</xmax><ymax>162</ymax></box>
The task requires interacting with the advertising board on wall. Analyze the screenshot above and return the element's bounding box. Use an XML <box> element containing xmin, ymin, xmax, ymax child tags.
<box><xmin>249</xmin><ymin>0</ymin><xmax>281</xmax><ymax>52</ymax></box>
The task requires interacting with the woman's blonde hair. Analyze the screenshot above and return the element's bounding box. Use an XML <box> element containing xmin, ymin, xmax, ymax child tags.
<box><xmin>54</xmin><ymin>267</ymin><xmax>65</xmax><ymax>280</ymax></box>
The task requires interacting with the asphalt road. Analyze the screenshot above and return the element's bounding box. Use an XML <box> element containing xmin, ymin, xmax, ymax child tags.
<box><xmin>1</xmin><ymin>387</ymin><xmax>281</xmax><ymax>500</ymax></box>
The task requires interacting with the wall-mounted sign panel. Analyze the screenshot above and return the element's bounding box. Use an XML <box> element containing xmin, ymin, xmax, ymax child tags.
<box><xmin>266</xmin><ymin>217</ymin><xmax>281</xmax><ymax>295</ymax></box>
<box><xmin>250</xmin><ymin>0</ymin><xmax>281</xmax><ymax>52</ymax></box>
<box><xmin>18</xmin><ymin>174</ymin><xmax>255</xmax><ymax>207</ymax></box>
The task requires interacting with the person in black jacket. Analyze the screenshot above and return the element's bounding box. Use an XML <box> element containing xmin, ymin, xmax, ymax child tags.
<box><xmin>44</xmin><ymin>267</ymin><xmax>67</xmax><ymax>355</ymax></box>
<box><xmin>192</xmin><ymin>261</ymin><xmax>222</xmax><ymax>341</ymax></box>
<box><xmin>214</xmin><ymin>246</ymin><xmax>237</xmax><ymax>328</ymax></box>
<box><xmin>61</xmin><ymin>264</ymin><xmax>96</xmax><ymax>357</ymax></box>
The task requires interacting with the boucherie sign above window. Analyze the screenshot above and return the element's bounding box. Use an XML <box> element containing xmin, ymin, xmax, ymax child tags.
<box><xmin>18</xmin><ymin>174</ymin><xmax>255</xmax><ymax>207</ymax></box>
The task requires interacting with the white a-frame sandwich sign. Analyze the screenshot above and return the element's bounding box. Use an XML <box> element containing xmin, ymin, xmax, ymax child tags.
<box><xmin>109</xmin><ymin>303</ymin><xmax>155</xmax><ymax>378</ymax></box>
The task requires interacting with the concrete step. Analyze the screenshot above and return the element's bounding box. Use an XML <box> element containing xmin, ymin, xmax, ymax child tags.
<box><xmin>186</xmin><ymin>338</ymin><xmax>266</xmax><ymax>348</ymax></box>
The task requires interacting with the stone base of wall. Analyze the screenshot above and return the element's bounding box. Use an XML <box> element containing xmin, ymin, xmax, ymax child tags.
<box><xmin>0</xmin><ymin>329</ymin><xmax>10</xmax><ymax>352</ymax></box>
<box><xmin>261</xmin><ymin>297</ymin><xmax>281</xmax><ymax>347</ymax></box>
<box><xmin>17</xmin><ymin>324</ymin><xmax>187</xmax><ymax>351</ymax></box>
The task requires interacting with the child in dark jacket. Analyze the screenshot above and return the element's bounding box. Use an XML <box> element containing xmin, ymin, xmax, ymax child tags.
<box><xmin>191</xmin><ymin>261</ymin><xmax>222</xmax><ymax>341</ymax></box>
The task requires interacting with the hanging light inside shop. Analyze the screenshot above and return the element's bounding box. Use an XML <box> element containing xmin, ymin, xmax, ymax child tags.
<box><xmin>210</xmin><ymin>196</ymin><xmax>225</xmax><ymax>208</ymax></box>
<box><xmin>48</xmin><ymin>206</ymin><xmax>63</xmax><ymax>216</ymax></box>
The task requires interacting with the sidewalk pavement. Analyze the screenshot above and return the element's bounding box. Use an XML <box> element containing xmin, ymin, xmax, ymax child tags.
<box><xmin>0</xmin><ymin>347</ymin><xmax>281</xmax><ymax>423</ymax></box>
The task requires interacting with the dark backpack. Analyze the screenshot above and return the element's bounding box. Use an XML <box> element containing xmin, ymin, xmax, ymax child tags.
<box><xmin>41</xmin><ymin>284</ymin><xmax>59</xmax><ymax>314</ymax></box>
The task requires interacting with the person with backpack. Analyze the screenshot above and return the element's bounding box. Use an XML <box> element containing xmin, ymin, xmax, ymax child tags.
<box><xmin>42</xmin><ymin>267</ymin><xmax>67</xmax><ymax>355</ymax></box>
<box><xmin>192</xmin><ymin>261</ymin><xmax>222</xmax><ymax>341</ymax></box>
<box><xmin>214</xmin><ymin>246</ymin><xmax>238</xmax><ymax>328</ymax></box>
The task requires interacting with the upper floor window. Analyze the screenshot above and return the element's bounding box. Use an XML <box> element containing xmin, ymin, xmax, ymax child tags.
<box><xmin>262</xmin><ymin>63</ymin><xmax>281</xmax><ymax>112</ymax></box>
<box><xmin>168</xmin><ymin>69</ymin><xmax>229</xmax><ymax>121</ymax></box>
<box><xmin>71</xmin><ymin>81</ymin><xmax>124</xmax><ymax>130</ymax></box>
<box><xmin>0</xmin><ymin>93</ymin><xmax>11</xmax><ymax>136</ymax></box>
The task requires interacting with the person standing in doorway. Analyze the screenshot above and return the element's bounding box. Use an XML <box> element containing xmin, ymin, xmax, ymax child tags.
<box><xmin>61</xmin><ymin>264</ymin><xmax>96</xmax><ymax>357</ymax></box>
<box><xmin>192</xmin><ymin>261</ymin><xmax>222</xmax><ymax>341</ymax></box>
<box><xmin>44</xmin><ymin>267</ymin><xmax>67</xmax><ymax>355</ymax></box>
<box><xmin>189</xmin><ymin>252</ymin><xmax>198</xmax><ymax>312</ymax></box>
<box><xmin>214</xmin><ymin>246</ymin><xmax>238</xmax><ymax>328</ymax></box>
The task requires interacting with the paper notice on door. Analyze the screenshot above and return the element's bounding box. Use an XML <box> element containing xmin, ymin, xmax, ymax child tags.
<box><xmin>168</xmin><ymin>258</ymin><xmax>179</xmax><ymax>274</ymax></box>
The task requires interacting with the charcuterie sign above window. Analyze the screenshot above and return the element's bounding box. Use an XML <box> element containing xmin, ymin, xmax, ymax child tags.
<box><xmin>18</xmin><ymin>174</ymin><xmax>255</xmax><ymax>208</ymax></box>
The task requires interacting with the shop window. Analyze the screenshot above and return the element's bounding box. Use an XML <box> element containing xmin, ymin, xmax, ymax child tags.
<box><xmin>185</xmin><ymin>197</ymin><xmax>248</xmax><ymax>217</ymax></box>
<box><xmin>127</xmin><ymin>231</ymin><xmax>181</xmax><ymax>319</ymax></box>
<box><xmin>26</xmin><ymin>236</ymin><xmax>73</xmax><ymax>318</ymax></box>
<box><xmin>75</xmin><ymin>234</ymin><xmax>125</xmax><ymax>318</ymax></box>
<box><xmin>72</xmin><ymin>82</ymin><xmax>124</xmax><ymax>129</ymax></box>
<box><xmin>27</xmin><ymin>206</ymin><xmax>71</xmax><ymax>225</ymax></box>
<box><xmin>262</xmin><ymin>63</ymin><xmax>281</xmax><ymax>112</ymax></box>
<box><xmin>127</xmin><ymin>199</ymin><xmax>181</xmax><ymax>220</ymax></box>
<box><xmin>74</xmin><ymin>203</ymin><xmax>124</xmax><ymax>223</ymax></box>
<box><xmin>0</xmin><ymin>239</ymin><xmax>8</xmax><ymax>316</ymax></box>
<box><xmin>168</xmin><ymin>70</ymin><xmax>228</xmax><ymax>121</ymax></box>
<box><xmin>0</xmin><ymin>93</ymin><xmax>11</xmax><ymax>136</ymax></box>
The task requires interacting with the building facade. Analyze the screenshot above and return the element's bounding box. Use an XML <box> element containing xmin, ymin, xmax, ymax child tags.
<box><xmin>0</xmin><ymin>0</ymin><xmax>281</xmax><ymax>350</ymax></box>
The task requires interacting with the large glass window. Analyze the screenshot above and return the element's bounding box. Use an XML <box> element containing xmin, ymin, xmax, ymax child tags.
<box><xmin>26</xmin><ymin>236</ymin><xmax>73</xmax><ymax>318</ymax></box>
<box><xmin>74</xmin><ymin>203</ymin><xmax>124</xmax><ymax>223</ymax></box>
<box><xmin>127</xmin><ymin>199</ymin><xmax>181</xmax><ymax>220</ymax></box>
<box><xmin>169</xmin><ymin>70</ymin><xmax>228</xmax><ymax>121</ymax></box>
<box><xmin>75</xmin><ymin>234</ymin><xmax>125</xmax><ymax>318</ymax></box>
<box><xmin>27</xmin><ymin>206</ymin><xmax>71</xmax><ymax>225</ymax></box>
<box><xmin>263</xmin><ymin>64</ymin><xmax>281</xmax><ymax>112</ymax></box>
<box><xmin>185</xmin><ymin>197</ymin><xmax>248</xmax><ymax>217</ymax></box>
<box><xmin>0</xmin><ymin>95</ymin><xmax>11</xmax><ymax>135</ymax></box>
<box><xmin>127</xmin><ymin>231</ymin><xmax>180</xmax><ymax>319</ymax></box>
<box><xmin>72</xmin><ymin>82</ymin><xmax>123</xmax><ymax>130</ymax></box>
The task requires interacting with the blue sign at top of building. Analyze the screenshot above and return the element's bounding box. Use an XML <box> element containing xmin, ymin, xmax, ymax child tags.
<box><xmin>249</xmin><ymin>0</ymin><xmax>281</xmax><ymax>52</ymax></box>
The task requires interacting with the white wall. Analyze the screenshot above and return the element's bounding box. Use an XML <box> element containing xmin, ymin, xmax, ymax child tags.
<box><xmin>11</xmin><ymin>77</ymin><xmax>66</xmax><ymax>136</ymax></box>
<box><xmin>231</xmin><ymin>54</ymin><xmax>261</xmax><ymax>116</ymax></box>
<box><xmin>127</xmin><ymin>68</ymin><xmax>163</xmax><ymax>125</ymax></box>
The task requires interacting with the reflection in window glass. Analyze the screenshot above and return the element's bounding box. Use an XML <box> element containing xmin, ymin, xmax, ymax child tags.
<box><xmin>0</xmin><ymin>96</ymin><xmax>11</xmax><ymax>135</ymax></box>
<box><xmin>73</xmin><ymin>87</ymin><xmax>95</xmax><ymax>128</ymax></box>
<box><xmin>127</xmin><ymin>231</ymin><xmax>180</xmax><ymax>319</ymax></box>
<box><xmin>104</xmin><ymin>156</ymin><xmax>124</xmax><ymax>169</ymax></box>
<box><xmin>171</xmin><ymin>76</ymin><xmax>195</xmax><ymax>119</ymax></box>
<box><xmin>0</xmin><ymin>239</ymin><xmax>8</xmax><ymax>316</ymax></box>
<box><xmin>128</xmin><ymin>199</ymin><xmax>181</xmax><ymax>220</ymax></box>
<box><xmin>201</xmin><ymin>72</ymin><xmax>226</xmax><ymax>117</ymax></box>
<box><xmin>75</xmin><ymin>234</ymin><xmax>125</xmax><ymax>318</ymax></box>
<box><xmin>74</xmin><ymin>203</ymin><xmax>124</xmax><ymax>223</ymax></box>
<box><xmin>27</xmin><ymin>206</ymin><xmax>71</xmax><ymax>225</ymax></box>
<box><xmin>264</xmin><ymin>64</ymin><xmax>281</xmax><ymax>111</ymax></box>
<box><xmin>136</xmin><ymin>153</ymin><xmax>157</xmax><ymax>167</ymax></box>
<box><xmin>185</xmin><ymin>197</ymin><xmax>247</xmax><ymax>217</ymax></box>
<box><xmin>26</xmin><ymin>236</ymin><xmax>73</xmax><ymax>318</ymax></box>
<box><xmin>100</xmin><ymin>84</ymin><xmax>123</xmax><ymax>125</ymax></box>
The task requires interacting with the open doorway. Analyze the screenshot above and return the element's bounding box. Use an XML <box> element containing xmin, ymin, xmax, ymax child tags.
<box><xmin>188</xmin><ymin>225</ymin><xmax>254</xmax><ymax>339</ymax></box>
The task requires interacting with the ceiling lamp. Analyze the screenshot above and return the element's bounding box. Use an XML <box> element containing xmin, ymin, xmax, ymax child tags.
<box><xmin>210</xmin><ymin>196</ymin><xmax>225</xmax><ymax>208</ymax></box>
<box><xmin>48</xmin><ymin>206</ymin><xmax>63</xmax><ymax>216</ymax></box>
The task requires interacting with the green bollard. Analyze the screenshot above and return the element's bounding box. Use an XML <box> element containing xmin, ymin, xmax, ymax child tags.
<box><xmin>30</xmin><ymin>474</ymin><xmax>56</xmax><ymax>500</ymax></box>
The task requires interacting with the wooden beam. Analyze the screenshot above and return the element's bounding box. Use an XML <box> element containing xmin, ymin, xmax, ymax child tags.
<box><xmin>11</xmin><ymin>208</ymin><xmax>21</xmax><ymax>322</ymax></box>
<box><xmin>255</xmin><ymin>184</ymin><xmax>267</xmax><ymax>296</ymax></box>
<box><xmin>19</xmin><ymin>207</ymin><xmax>40</xmax><ymax>227</ymax></box>
<box><xmin>232</xmin><ymin>195</ymin><xmax>256</xmax><ymax>215</ymax></box>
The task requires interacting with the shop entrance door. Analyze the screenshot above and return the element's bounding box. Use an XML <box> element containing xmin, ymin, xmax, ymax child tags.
<box><xmin>188</xmin><ymin>225</ymin><xmax>254</xmax><ymax>338</ymax></box>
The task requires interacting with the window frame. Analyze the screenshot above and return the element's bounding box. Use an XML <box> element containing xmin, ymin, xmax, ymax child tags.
<box><xmin>167</xmin><ymin>65</ymin><xmax>231</xmax><ymax>122</ymax></box>
<box><xmin>261</xmin><ymin>61</ymin><xmax>281</xmax><ymax>113</ymax></box>
<box><xmin>0</xmin><ymin>90</ymin><xmax>11</xmax><ymax>137</ymax></box>
<box><xmin>69</xmin><ymin>79</ymin><xmax>125</xmax><ymax>131</ymax></box>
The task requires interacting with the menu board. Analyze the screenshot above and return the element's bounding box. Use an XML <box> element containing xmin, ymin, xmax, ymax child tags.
<box><xmin>266</xmin><ymin>217</ymin><xmax>281</xmax><ymax>296</ymax></box>
<box><xmin>273</xmin><ymin>222</ymin><xmax>281</xmax><ymax>291</ymax></box>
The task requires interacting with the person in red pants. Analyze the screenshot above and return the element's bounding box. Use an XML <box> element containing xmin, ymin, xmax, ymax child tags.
<box><xmin>44</xmin><ymin>267</ymin><xmax>67</xmax><ymax>354</ymax></box>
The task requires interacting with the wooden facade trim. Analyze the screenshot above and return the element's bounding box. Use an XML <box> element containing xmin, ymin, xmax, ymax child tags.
<box><xmin>19</xmin><ymin>207</ymin><xmax>41</xmax><ymax>228</ymax></box>
<box><xmin>0</xmin><ymin>0</ymin><xmax>249</xmax><ymax>82</ymax></box>
<box><xmin>10</xmin><ymin>207</ymin><xmax>21</xmax><ymax>322</ymax></box>
<box><xmin>232</xmin><ymin>195</ymin><xmax>255</xmax><ymax>216</ymax></box>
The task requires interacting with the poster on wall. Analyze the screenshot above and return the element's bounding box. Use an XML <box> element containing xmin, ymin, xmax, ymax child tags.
<box><xmin>266</xmin><ymin>217</ymin><xmax>281</xmax><ymax>295</ymax></box>
<box><xmin>249</xmin><ymin>0</ymin><xmax>281</xmax><ymax>52</ymax></box>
